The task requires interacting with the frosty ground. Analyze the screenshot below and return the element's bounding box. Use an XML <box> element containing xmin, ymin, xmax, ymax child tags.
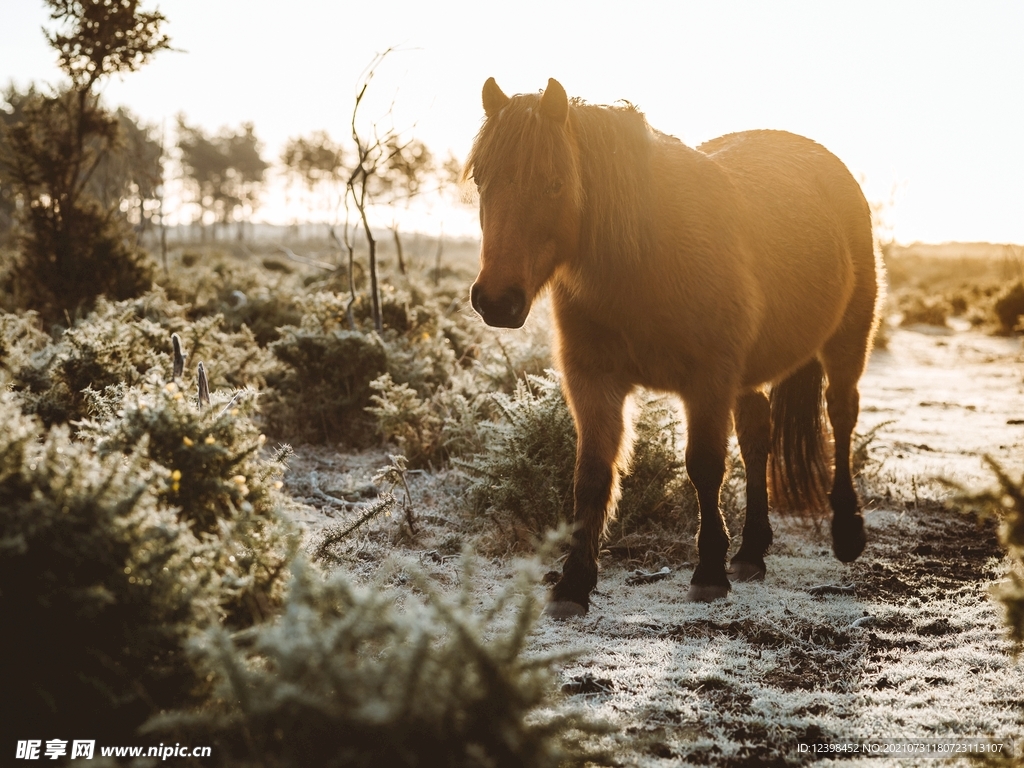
<box><xmin>284</xmin><ymin>322</ymin><xmax>1024</xmax><ymax>767</ymax></box>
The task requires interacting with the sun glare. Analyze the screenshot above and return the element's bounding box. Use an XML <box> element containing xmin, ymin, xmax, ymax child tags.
<box><xmin>1</xmin><ymin>1</ymin><xmax>1022</xmax><ymax>243</ymax></box>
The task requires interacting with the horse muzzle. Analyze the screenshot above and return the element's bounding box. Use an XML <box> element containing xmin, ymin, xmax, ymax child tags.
<box><xmin>470</xmin><ymin>283</ymin><xmax>527</xmax><ymax>328</ymax></box>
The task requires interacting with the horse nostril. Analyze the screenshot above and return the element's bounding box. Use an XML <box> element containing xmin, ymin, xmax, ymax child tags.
<box><xmin>506</xmin><ymin>287</ymin><xmax>525</xmax><ymax>320</ymax></box>
<box><xmin>471</xmin><ymin>284</ymin><xmax>527</xmax><ymax>327</ymax></box>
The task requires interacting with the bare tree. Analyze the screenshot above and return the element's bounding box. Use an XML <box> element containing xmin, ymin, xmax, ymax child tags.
<box><xmin>345</xmin><ymin>51</ymin><xmax>393</xmax><ymax>334</ymax></box>
<box><xmin>343</xmin><ymin>49</ymin><xmax>450</xmax><ymax>330</ymax></box>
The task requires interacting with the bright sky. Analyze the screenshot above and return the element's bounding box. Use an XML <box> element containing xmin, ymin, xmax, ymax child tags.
<box><xmin>2</xmin><ymin>0</ymin><xmax>1022</xmax><ymax>244</ymax></box>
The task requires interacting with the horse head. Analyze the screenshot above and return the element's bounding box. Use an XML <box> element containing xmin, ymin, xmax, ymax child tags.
<box><xmin>467</xmin><ymin>78</ymin><xmax>583</xmax><ymax>328</ymax></box>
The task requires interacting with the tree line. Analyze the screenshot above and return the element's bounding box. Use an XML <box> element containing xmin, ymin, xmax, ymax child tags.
<box><xmin>1</xmin><ymin>89</ymin><xmax>457</xmax><ymax>246</ymax></box>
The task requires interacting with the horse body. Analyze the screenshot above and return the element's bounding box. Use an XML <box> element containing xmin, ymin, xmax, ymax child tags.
<box><xmin>697</xmin><ymin>130</ymin><xmax>868</xmax><ymax>386</ymax></box>
<box><xmin>467</xmin><ymin>78</ymin><xmax>880</xmax><ymax>617</ymax></box>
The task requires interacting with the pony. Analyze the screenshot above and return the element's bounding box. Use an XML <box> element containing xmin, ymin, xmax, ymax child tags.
<box><xmin>464</xmin><ymin>78</ymin><xmax>881</xmax><ymax>618</ymax></box>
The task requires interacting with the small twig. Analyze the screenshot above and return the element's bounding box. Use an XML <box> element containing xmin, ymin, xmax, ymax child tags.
<box><xmin>374</xmin><ymin>455</ymin><xmax>416</xmax><ymax>535</ymax></box>
<box><xmin>217</xmin><ymin>390</ymin><xmax>245</xmax><ymax>418</ymax></box>
<box><xmin>309</xmin><ymin>493</ymin><xmax>396</xmax><ymax>562</ymax></box>
<box><xmin>625</xmin><ymin>566</ymin><xmax>672</xmax><ymax>586</ymax></box>
<box><xmin>308</xmin><ymin>470</ymin><xmax>350</xmax><ymax>508</ymax></box>
<box><xmin>276</xmin><ymin>245</ymin><xmax>335</xmax><ymax>272</ymax></box>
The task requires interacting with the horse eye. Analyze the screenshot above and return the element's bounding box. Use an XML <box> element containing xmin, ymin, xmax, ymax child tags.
<box><xmin>547</xmin><ymin>179</ymin><xmax>563</xmax><ymax>196</ymax></box>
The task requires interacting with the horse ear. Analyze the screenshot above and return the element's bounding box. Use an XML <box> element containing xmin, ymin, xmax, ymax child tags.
<box><xmin>482</xmin><ymin>77</ymin><xmax>510</xmax><ymax>118</ymax></box>
<box><xmin>539</xmin><ymin>78</ymin><xmax>569</xmax><ymax>124</ymax></box>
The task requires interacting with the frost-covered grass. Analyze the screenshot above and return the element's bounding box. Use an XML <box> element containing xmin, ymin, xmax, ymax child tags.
<box><xmin>525</xmin><ymin>509</ymin><xmax>1017</xmax><ymax>767</ymax></box>
<box><xmin>280</xmin><ymin>438</ymin><xmax>1019</xmax><ymax>768</ymax></box>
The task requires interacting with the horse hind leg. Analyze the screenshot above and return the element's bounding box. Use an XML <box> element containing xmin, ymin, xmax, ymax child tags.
<box><xmin>729</xmin><ymin>390</ymin><xmax>772</xmax><ymax>582</ymax></box>
<box><xmin>821</xmin><ymin>320</ymin><xmax>874</xmax><ymax>562</ymax></box>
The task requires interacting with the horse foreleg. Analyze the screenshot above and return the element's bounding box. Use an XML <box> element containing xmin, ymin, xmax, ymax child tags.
<box><xmin>684</xmin><ymin>395</ymin><xmax>734</xmax><ymax>602</ymax></box>
<box><xmin>546</xmin><ymin>377</ymin><xmax>630</xmax><ymax>619</ymax></box>
<box><xmin>729</xmin><ymin>390</ymin><xmax>772</xmax><ymax>582</ymax></box>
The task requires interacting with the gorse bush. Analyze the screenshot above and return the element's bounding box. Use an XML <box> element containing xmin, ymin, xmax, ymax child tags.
<box><xmin>149</xmin><ymin>554</ymin><xmax>611</xmax><ymax>768</ymax></box>
<box><xmin>1</xmin><ymin>347</ymin><xmax>296</xmax><ymax>743</ymax></box>
<box><xmin>11</xmin><ymin>296</ymin><xmax>168</xmax><ymax>425</ymax></box>
<box><xmin>360</xmin><ymin>286</ymin><xmax>555</xmax><ymax>467</ymax></box>
<box><xmin>898</xmin><ymin>291</ymin><xmax>951</xmax><ymax>327</ymax></box>
<box><xmin>265</xmin><ymin>324</ymin><xmax>388</xmax><ymax>444</ymax></box>
<box><xmin>963</xmin><ymin>459</ymin><xmax>1024</xmax><ymax>645</ymax></box>
<box><xmin>0</xmin><ymin>394</ymin><xmax>199</xmax><ymax>743</ymax></box>
<box><xmin>83</xmin><ymin>377</ymin><xmax>295</xmax><ymax>627</ymax></box>
<box><xmin>461</xmin><ymin>372</ymin><xmax>698</xmax><ymax>550</ymax></box>
<box><xmin>5</xmin><ymin>290</ymin><xmax>274</xmax><ymax>426</ymax></box>
<box><xmin>368</xmin><ymin>372</ymin><xmax>448</xmax><ymax>466</ymax></box>
<box><xmin>262</xmin><ymin>278</ymin><xmax>468</xmax><ymax>445</ymax></box>
<box><xmin>0</xmin><ymin>307</ymin><xmax>51</xmax><ymax>367</ymax></box>
<box><xmin>463</xmin><ymin>373</ymin><xmax>578</xmax><ymax>533</ymax></box>
<box><xmin>368</xmin><ymin>370</ymin><xmax>489</xmax><ymax>469</ymax></box>
<box><xmin>90</xmin><ymin>383</ymin><xmax>270</xmax><ymax>530</ymax></box>
<box><xmin>994</xmin><ymin>281</ymin><xmax>1024</xmax><ymax>334</ymax></box>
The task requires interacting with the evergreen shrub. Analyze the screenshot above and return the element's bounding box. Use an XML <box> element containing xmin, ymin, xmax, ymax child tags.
<box><xmin>149</xmin><ymin>554</ymin><xmax>611</xmax><ymax>768</ymax></box>
<box><xmin>0</xmin><ymin>394</ymin><xmax>199</xmax><ymax>742</ymax></box>
<box><xmin>461</xmin><ymin>372</ymin><xmax>698</xmax><ymax>549</ymax></box>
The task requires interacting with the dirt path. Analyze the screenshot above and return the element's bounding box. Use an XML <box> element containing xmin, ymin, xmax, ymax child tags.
<box><xmin>284</xmin><ymin>326</ymin><xmax>1024</xmax><ymax>766</ymax></box>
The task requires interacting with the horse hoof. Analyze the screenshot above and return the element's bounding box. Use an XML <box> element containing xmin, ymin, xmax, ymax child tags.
<box><xmin>544</xmin><ymin>600</ymin><xmax>588</xmax><ymax>619</ymax></box>
<box><xmin>728</xmin><ymin>561</ymin><xmax>766</xmax><ymax>582</ymax></box>
<box><xmin>685</xmin><ymin>584</ymin><xmax>730</xmax><ymax>602</ymax></box>
<box><xmin>832</xmin><ymin>513</ymin><xmax>867</xmax><ymax>563</ymax></box>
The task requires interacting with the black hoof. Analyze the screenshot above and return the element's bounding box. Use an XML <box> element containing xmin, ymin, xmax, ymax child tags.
<box><xmin>544</xmin><ymin>600</ymin><xmax>587</xmax><ymax>619</ymax></box>
<box><xmin>832</xmin><ymin>513</ymin><xmax>867</xmax><ymax>563</ymax></box>
<box><xmin>685</xmin><ymin>583</ymin><xmax>730</xmax><ymax>602</ymax></box>
<box><xmin>728</xmin><ymin>559</ymin><xmax>767</xmax><ymax>582</ymax></box>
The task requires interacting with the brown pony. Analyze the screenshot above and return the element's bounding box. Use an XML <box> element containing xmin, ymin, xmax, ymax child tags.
<box><xmin>465</xmin><ymin>78</ymin><xmax>881</xmax><ymax>618</ymax></box>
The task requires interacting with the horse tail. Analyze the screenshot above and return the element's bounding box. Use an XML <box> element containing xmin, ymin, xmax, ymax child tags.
<box><xmin>768</xmin><ymin>357</ymin><xmax>831</xmax><ymax>514</ymax></box>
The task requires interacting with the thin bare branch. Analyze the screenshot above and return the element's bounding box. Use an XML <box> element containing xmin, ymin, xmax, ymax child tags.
<box><xmin>276</xmin><ymin>245</ymin><xmax>335</xmax><ymax>272</ymax></box>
